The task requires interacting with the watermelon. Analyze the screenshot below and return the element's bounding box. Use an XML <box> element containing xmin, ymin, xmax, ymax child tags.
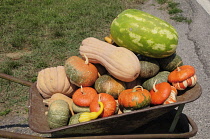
<box><xmin>110</xmin><ymin>9</ymin><xmax>178</xmax><ymax>58</ymax></box>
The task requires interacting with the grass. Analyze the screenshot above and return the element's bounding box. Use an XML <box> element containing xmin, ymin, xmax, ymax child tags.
<box><xmin>156</xmin><ymin>0</ymin><xmax>192</xmax><ymax>23</ymax></box>
<box><xmin>0</xmin><ymin>0</ymin><xmax>145</xmax><ymax>116</ymax></box>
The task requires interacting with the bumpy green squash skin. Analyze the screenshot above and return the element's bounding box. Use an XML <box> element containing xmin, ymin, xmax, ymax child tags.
<box><xmin>142</xmin><ymin>71</ymin><xmax>170</xmax><ymax>91</ymax></box>
<box><xmin>94</xmin><ymin>75</ymin><xmax>126</xmax><ymax>99</ymax></box>
<box><xmin>69</xmin><ymin>113</ymin><xmax>82</xmax><ymax>125</ymax></box>
<box><xmin>121</xmin><ymin>97</ymin><xmax>151</xmax><ymax>113</ymax></box>
<box><xmin>157</xmin><ymin>53</ymin><xmax>183</xmax><ymax>71</ymax></box>
<box><xmin>72</xmin><ymin>102</ymin><xmax>90</xmax><ymax>113</ymax></box>
<box><xmin>111</xmin><ymin>9</ymin><xmax>178</xmax><ymax>58</ymax></box>
<box><xmin>137</xmin><ymin>55</ymin><xmax>160</xmax><ymax>78</ymax></box>
<box><xmin>47</xmin><ymin>100</ymin><xmax>70</xmax><ymax>129</ymax></box>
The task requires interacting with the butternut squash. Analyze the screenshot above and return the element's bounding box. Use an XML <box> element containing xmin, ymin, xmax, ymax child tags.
<box><xmin>79</xmin><ymin>37</ymin><xmax>140</xmax><ymax>82</ymax></box>
<box><xmin>36</xmin><ymin>66</ymin><xmax>77</xmax><ymax>98</ymax></box>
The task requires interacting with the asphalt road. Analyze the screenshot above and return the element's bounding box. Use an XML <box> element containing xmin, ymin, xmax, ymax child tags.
<box><xmin>140</xmin><ymin>0</ymin><xmax>210</xmax><ymax>138</ymax></box>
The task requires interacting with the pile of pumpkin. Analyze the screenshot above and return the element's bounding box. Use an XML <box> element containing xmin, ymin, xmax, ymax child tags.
<box><xmin>35</xmin><ymin>9</ymin><xmax>198</xmax><ymax>129</ymax></box>
<box><xmin>36</xmin><ymin>37</ymin><xmax>197</xmax><ymax>129</ymax></box>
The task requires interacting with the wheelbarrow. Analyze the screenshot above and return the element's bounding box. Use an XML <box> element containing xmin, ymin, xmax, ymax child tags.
<box><xmin>0</xmin><ymin>73</ymin><xmax>202</xmax><ymax>139</ymax></box>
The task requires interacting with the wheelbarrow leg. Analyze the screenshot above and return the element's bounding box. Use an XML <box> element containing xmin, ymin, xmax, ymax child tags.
<box><xmin>169</xmin><ymin>104</ymin><xmax>185</xmax><ymax>133</ymax></box>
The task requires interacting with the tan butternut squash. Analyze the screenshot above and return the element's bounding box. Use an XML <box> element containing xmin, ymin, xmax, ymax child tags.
<box><xmin>36</xmin><ymin>66</ymin><xmax>77</xmax><ymax>98</ymax></box>
<box><xmin>79</xmin><ymin>37</ymin><xmax>140</xmax><ymax>82</ymax></box>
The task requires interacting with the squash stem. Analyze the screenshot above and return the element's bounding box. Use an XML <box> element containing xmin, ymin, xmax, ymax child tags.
<box><xmin>153</xmin><ymin>80</ymin><xmax>158</xmax><ymax>92</ymax></box>
<box><xmin>80</xmin><ymin>85</ymin><xmax>85</xmax><ymax>95</ymax></box>
<box><xmin>83</xmin><ymin>54</ymin><xmax>89</xmax><ymax>65</ymax></box>
<box><xmin>176</xmin><ymin>61</ymin><xmax>183</xmax><ymax>71</ymax></box>
<box><xmin>132</xmin><ymin>85</ymin><xmax>143</xmax><ymax>92</ymax></box>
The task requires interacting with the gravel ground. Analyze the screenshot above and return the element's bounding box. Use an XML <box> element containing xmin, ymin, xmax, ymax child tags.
<box><xmin>0</xmin><ymin>0</ymin><xmax>209</xmax><ymax>138</ymax></box>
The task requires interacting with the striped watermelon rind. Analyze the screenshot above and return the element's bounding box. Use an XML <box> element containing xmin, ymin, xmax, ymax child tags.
<box><xmin>110</xmin><ymin>9</ymin><xmax>178</xmax><ymax>58</ymax></box>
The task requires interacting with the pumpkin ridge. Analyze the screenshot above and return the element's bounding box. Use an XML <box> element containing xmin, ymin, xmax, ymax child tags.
<box><xmin>44</xmin><ymin>68</ymin><xmax>55</xmax><ymax>93</ymax></box>
<box><xmin>50</xmin><ymin>67</ymin><xmax>58</xmax><ymax>92</ymax></box>
<box><xmin>37</xmin><ymin>70</ymin><xmax>51</xmax><ymax>96</ymax></box>
<box><xmin>56</xmin><ymin>66</ymin><xmax>65</xmax><ymax>93</ymax></box>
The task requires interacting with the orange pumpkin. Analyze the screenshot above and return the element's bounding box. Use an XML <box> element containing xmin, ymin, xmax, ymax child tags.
<box><xmin>150</xmin><ymin>82</ymin><xmax>171</xmax><ymax>105</ymax></box>
<box><xmin>168</xmin><ymin>65</ymin><xmax>197</xmax><ymax>90</ymax></box>
<box><xmin>118</xmin><ymin>85</ymin><xmax>151</xmax><ymax>111</ymax></box>
<box><xmin>90</xmin><ymin>93</ymin><xmax>116</xmax><ymax>118</ymax></box>
<box><xmin>64</xmin><ymin>55</ymin><xmax>98</xmax><ymax>87</ymax></box>
<box><xmin>72</xmin><ymin>86</ymin><xmax>97</xmax><ymax>107</ymax></box>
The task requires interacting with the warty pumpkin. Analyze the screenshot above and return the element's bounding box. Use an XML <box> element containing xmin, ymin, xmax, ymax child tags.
<box><xmin>47</xmin><ymin>100</ymin><xmax>70</xmax><ymax>129</ymax></box>
<box><xmin>118</xmin><ymin>85</ymin><xmax>151</xmax><ymax>112</ymax></box>
<box><xmin>142</xmin><ymin>71</ymin><xmax>170</xmax><ymax>91</ymax></box>
<box><xmin>36</xmin><ymin>66</ymin><xmax>77</xmax><ymax>98</ymax></box>
<box><xmin>94</xmin><ymin>74</ymin><xmax>126</xmax><ymax>99</ymax></box>
<box><xmin>64</xmin><ymin>55</ymin><xmax>98</xmax><ymax>87</ymax></box>
<box><xmin>43</xmin><ymin>93</ymin><xmax>74</xmax><ymax>115</ymax></box>
<box><xmin>79</xmin><ymin>37</ymin><xmax>140</xmax><ymax>82</ymax></box>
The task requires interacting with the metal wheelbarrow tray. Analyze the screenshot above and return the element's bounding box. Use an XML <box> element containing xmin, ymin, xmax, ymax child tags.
<box><xmin>28</xmin><ymin>82</ymin><xmax>202</xmax><ymax>137</ymax></box>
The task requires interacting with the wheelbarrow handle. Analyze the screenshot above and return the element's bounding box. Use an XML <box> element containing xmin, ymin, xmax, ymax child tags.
<box><xmin>0</xmin><ymin>73</ymin><xmax>33</xmax><ymax>87</ymax></box>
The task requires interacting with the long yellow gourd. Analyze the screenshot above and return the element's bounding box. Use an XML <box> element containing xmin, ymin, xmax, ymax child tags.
<box><xmin>78</xmin><ymin>102</ymin><xmax>104</xmax><ymax>122</ymax></box>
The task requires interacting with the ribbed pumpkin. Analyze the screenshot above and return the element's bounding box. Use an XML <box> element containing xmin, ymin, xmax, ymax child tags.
<box><xmin>64</xmin><ymin>56</ymin><xmax>98</xmax><ymax>87</ymax></box>
<box><xmin>94</xmin><ymin>75</ymin><xmax>126</xmax><ymax>99</ymax></box>
<box><xmin>36</xmin><ymin>66</ymin><xmax>77</xmax><ymax>98</ymax></box>
<box><xmin>118</xmin><ymin>85</ymin><xmax>151</xmax><ymax>112</ymax></box>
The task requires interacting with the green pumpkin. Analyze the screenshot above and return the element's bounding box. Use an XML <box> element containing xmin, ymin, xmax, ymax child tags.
<box><xmin>69</xmin><ymin>113</ymin><xmax>82</xmax><ymax>125</ymax></box>
<box><xmin>138</xmin><ymin>55</ymin><xmax>160</xmax><ymax>78</ymax></box>
<box><xmin>110</xmin><ymin>9</ymin><xmax>178</xmax><ymax>58</ymax></box>
<box><xmin>142</xmin><ymin>71</ymin><xmax>170</xmax><ymax>91</ymax></box>
<box><xmin>94</xmin><ymin>75</ymin><xmax>126</xmax><ymax>99</ymax></box>
<box><xmin>72</xmin><ymin>102</ymin><xmax>90</xmax><ymax>113</ymax></box>
<box><xmin>47</xmin><ymin>100</ymin><xmax>70</xmax><ymax>129</ymax></box>
<box><xmin>157</xmin><ymin>53</ymin><xmax>183</xmax><ymax>71</ymax></box>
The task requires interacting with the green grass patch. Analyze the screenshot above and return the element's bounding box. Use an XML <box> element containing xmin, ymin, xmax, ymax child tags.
<box><xmin>156</xmin><ymin>0</ymin><xmax>191</xmax><ymax>23</ymax></box>
<box><xmin>0</xmin><ymin>0</ymin><xmax>144</xmax><ymax>115</ymax></box>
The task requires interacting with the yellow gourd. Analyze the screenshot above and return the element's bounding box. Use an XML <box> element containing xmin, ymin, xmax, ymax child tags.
<box><xmin>78</xmin><ymin>102</ymin><xmax>104</xmax><ymax>122</ymax></box>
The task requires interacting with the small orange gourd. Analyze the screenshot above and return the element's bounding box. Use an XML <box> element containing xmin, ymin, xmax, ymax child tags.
<box><xmin>150</xmin><ymin>81</ymin><xmax>171</xmax><ymax>105</ymax></box>
<box><xmin>168</xmin><ymin>65</ymin><xmax>197</xmax><ymax>90</ymax></box>
<box><xmin>118</xmin><ymin>85</ymin><xmax>151</xmax><ymax>112</ymax></box>
<box><xmin>72</xmin><ymin>86</ymin><xmax>98</xmax><ymax>107</ymax></box>
<box><xmin>90</xmin><ymin>93</ymin><xmax>116</xmax><ymax>118</ymax></box>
